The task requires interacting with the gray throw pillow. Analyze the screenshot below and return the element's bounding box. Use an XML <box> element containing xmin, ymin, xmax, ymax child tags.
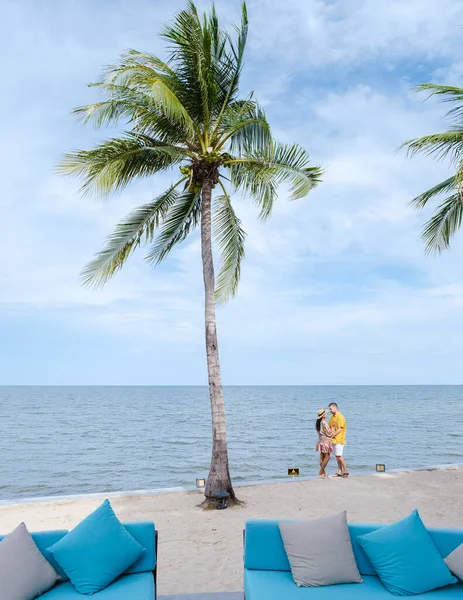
<box><xmin>0</xmin><ymin>522</ymin><xmax>59</xmax><ymax>600</ymax></box>
<box><xmin>279</xmin><ymin>512</ymin><xmax>363</xmax><ymax>587</ymax></box>
<box><xmin>445</xmin><ymin>542</ymin><xmax>463</xmax><ymax>580</ymax></box>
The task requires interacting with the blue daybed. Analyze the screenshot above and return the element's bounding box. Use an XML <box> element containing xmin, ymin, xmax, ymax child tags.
<box><xmin>0</xmin><ymin>521</ymin><xmax>157</xmax><ymax>599</ymax></box>
<box><xmin>244</xmin><ymin>519</ymin><xmax>463</xmax><ymax>600</ymax></box>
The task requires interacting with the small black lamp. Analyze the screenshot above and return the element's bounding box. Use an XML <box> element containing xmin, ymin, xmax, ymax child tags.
<box><xmin>376</xmin><ymin>464</ymin><xmax>386</xmax><ymax>473</ymax></box>
<box><xmin>215</xmin><ymin>491</ymin><xmax>229</xmax><ymax>510</ymax></box>
<box><xmin>288</xmin><ymin>468</ymin><xmax>300</xmax><ymax>476</ymax></box>
<box><xmin>196</xmin><ymin>478</ymin><xmax>206</xmax><ymax>488</ymax></box>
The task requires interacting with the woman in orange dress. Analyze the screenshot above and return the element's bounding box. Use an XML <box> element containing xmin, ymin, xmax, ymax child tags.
<box><xmin>315</xmin><ymin>409</ymin><xmax>333</xmax><ymax>479</ymax></box>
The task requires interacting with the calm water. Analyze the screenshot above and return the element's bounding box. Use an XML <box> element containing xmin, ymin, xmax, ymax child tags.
<box><xmin>0</xmin><ymin>386</ymin><xmax>462</xmax><ymax>501</ymax></box>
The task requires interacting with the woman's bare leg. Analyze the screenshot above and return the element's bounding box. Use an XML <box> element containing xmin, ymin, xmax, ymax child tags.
<box><xmin>323</xmin><ymin>453</ymin><xmax>331</xmax><ymax>475</ymax></box>
<box><xmin>318</xmin><ymin>452</ymin><xmax>324</xmax><ymax>475</ymax></box>
<box><xmin>319</xmin><ymin>453</ymin><xmax>330</xmax><ymax>476</ymax></box>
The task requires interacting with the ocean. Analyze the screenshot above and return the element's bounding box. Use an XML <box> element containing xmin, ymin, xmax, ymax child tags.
<box><xmin>0</xmin><ymin>385</ymin><xmax>462</xmax><ymax>502</ymax></box>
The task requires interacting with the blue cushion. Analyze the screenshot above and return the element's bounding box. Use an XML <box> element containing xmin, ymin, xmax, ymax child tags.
<box><xmin>122</xmin><ymin>522</ymin><xmax>156</xmax><ymax>575</ymax></box>
<box><xmin>32</xmin><ymin>530</ymin><xmax>70</xmax><ymax>581</ymax></box>
<box><xmin>348</xmin><ymin>523</ymin><xmax>383</xmax><ymax>576</ymax></box>
<box><xmin>348</xmin><ymin>523</ymin><xmax>463</xmax><ymax>578</ymax></box>
<box><xmin>427</xmin><ymin>528</ymin><xmax>463</xmax><ymax>560</ymax></box>
<box><xmin>244</xmin><ymin>520</ymin><xmax>291</xmax><ymax>571</ymax></box>
<box><xmin>244</xmin><ymin>571</ymin><xmax>463</xmax><ymax>600</ymax></box>
<box><xmin>48</xmin><ymin>500</ymin><xmax>145</xmax><ymax>595</ymax></box>
<box><xmin>41</xmin><ymin>572</ymin><xmax>154</xmax><ymax>600</ymax></box>
<box><xmin>357</xmin><ymin>510</ymin><xmax>457</xmax><ymax>596</ymax></box>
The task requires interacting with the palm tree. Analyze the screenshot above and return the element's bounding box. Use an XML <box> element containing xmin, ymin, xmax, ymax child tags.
<box><xmin>59</xmin><ymin>1</ymin><xmax>322</xmax><ymax>504</ymax></box>
<box><xmin>402</xmin><ymin>84</ymin><xmax>463</xmax><ymax>254</ymax></box>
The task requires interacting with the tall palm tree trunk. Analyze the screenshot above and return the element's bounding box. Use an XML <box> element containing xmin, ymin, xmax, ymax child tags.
<box><xmin>200</xmin><ymin>180</ymin><xmax>236</xmax><ymax>503</ymax></box>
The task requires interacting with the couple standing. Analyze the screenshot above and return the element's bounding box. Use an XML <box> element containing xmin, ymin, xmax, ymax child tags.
<box><xmin>315</xmin><ymin>402</ymin><xmax>349</xmax><ymax>479</ymax></box>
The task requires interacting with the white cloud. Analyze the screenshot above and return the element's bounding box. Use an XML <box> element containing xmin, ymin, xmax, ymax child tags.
<box><xmin>247</xmin><ymin>0</ymin><xmax>463</xmax><ymax>68</ymax></box>
<box><xmin>0</xmin><ymin>0</ymin><xmax>462</xmax><ymax>383</ymax></box>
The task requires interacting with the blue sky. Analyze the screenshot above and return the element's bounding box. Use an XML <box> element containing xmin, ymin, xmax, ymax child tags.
<box><xmin>1</xmin><ymin>0</ymin><xmax>463</xmax><ymax>385</ymax></box>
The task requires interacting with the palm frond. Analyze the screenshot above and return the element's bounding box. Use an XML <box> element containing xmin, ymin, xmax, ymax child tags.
<box><xmin>74</xmin><ymin>94</ymin><xmax>193</xmax><ymax>145</ymax></box>
<box><xmin>213</xmin><ymin>188</ymin><xmax>246</xmax><ymax>304</ymax></box>
<box><xmin>401</xmin><ymin>130</ymin><xmax>463</xmax><ymax>165</ymax></box>
<box><xmin>77</xmin><ymin>82</ymin><xmax>199</xmax><ymax>146</ymax></box>
<box><xmin>81</xmin><ymin>183</ymin><xmax>184</xmax><ymax>287</ymax></box>
<box><xmin>58</xmin><ymin>133</ymin><xmax>189</xmax><ymax>197</ymax></box>
<box><xmin>215</xmin><ymin>97</ymin><xmax>255</xmax><ymax>130</ymax></box>
<box><xmin>226</xmin><ymin>159</ymin><xmax>277</xmax><ymax>219</ymax></box>
<box><xmin>217</xmin><ymin>100</ymin><xmax>270</xmax><ymax>154</ymax></box>
<box><xmin>263</xmin><ymin>142</ymin><xmax>323</xmax><ymax>198</ymax></box>
<box><xmin>231</xmin><ymin>3</ymin><xmax>248</xmax><ymax>70</ymax></box>
<box><xmin>410</xmin><ymin>176</ymin><xmax>456</xmax><ymax>209</ymax></box>
<box><xmin>421</xmin><ymin>193</ymin><xmax>463</xmax><ymax>254</ymax></box>
<box><xmin>415</xmin><ymin>84</ymin><xmax>463</xmax><ymax>125</ymax></box>
<box><xmin>212</xmin><ymin>3</ymin><xmax>248</xmax><ymax>132</ymax></box>
<box><xmin>145</xmin><ymin>187</ymin><xmax>201</xmax><ymax>264</ymax></box>
<box><xmin>162</xmin><ymin>2</ymin><xmax>214</xmax><ymax>129</ymax></box>
<box><xmin>73</xmin><ymin>97</ymin><xmax>139</xmax><ymax>129</ymax></box>
<box><xmin>106</xmin><ymin>49</ymin><xmax>176</xmax><ymax>81</ymax></box>
<box><xmin>87</xmin><ymin>53</ymin><xmax>197</xmax><ymax>139</ymax></box>
<box><xmin>402</xmin><ymin>82</ymin><xmax>463</xmax><ymax>252</ymax></box>
<box><xmin>226</xmin><ymin>141</ymin><xmax>323</xmax><ymax>217</ymax></box>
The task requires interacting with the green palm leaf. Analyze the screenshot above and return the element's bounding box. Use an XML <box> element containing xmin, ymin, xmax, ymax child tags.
<box><xmin>95</xmin><ymin>52</ymin><xmax>197</xmax><ymax>139</ymax></box>
<box><xmin>145</xmin><ymin>188</ymin><xmax>201</xmax><ymax>264</ymax></box>
<box><xmin>414</xmin><ymin>84</ymin><xmax>463</xmax><ymax>125</ymax></box>
<box><xmin>402</xmin><ymin>130</ymin><xmax>463</xmax><ymax>164</ymax></box>
<box><xmin>271</xmin><ymin>142</ymin><xmax>324</xmax><ymax>198</ymax></box>
<box><xmin>217</xmin><ymin>100</ymin><xmax>270</xmax><ymax>154</ymax></box>
<box><xmin>73</xmin><ymin>97</ymin><xmax>140</xmax><ymax>129</ymax></box>
<box><xmin>409</xmin><ymin>176</ymin><xmax>456</xmax><ymax>209</ymax></box>
<box><xmin>212</xmin><ymin>4</ymin><xmax>248</xmax><ymax>132</ymax></box>
<box><xmin>73</xmin><ymin>81</ymin><xmax>196</xmax><ymax>147</ymax></box>
<box><xmin>75</xmin><ymin>97</ymin><xmax>192</xmax><ymax>145</ymax></box>
<box><xmin>402</xmin><ymin>81</ymin><xmax>463</xmax><ymax>252</ymax></box>
<box><xmin>81</xmin><ymin>182</ymin><xmax>184</xmax><ymax>287</ymax></box>
<box><xmin>59</xmin><ymin>133</ymin><xmax>189</xmax><ymax>196</ymax></box>
<box><xmin>421</xmin><ymin>193</ymin><xmax>463</xmax><ymax>254</ymax></box>
<box><xmin>213</xmin><ymin>191</ymin><xmax>246</xmax><ymax>304</ymax></box>
<box><xmin>162</xmin><ymin>1</ymin><xmax>214</xmax><ymax>129</ymax></box>
<box><xmin>226</xmin><ymin>141</ymin><xmax>323</xmax><ymax>218</ymax></box>
<box><xmin>226</xmin><ymin>159</ymin><xmax>277</xmax><ymax>219</ymax></box>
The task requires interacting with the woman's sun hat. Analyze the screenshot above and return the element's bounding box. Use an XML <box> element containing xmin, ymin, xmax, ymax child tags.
<box><xmin>317</xmin><ymin>409</ymin><xmax>326</xmax><ymax>418</ymax></box>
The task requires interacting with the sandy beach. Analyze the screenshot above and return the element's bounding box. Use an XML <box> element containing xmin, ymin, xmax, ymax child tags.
<box><xmin>1</xmin><ymin>467</ymin><xmax>462</xmax><ymax>595</ymax></box>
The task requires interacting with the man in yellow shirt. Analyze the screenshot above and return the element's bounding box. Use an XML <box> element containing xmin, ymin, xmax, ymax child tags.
<box><xmin>328</xmin><ymin>402</ymin><xmax>349</xmax><ymax>478</ymax></box>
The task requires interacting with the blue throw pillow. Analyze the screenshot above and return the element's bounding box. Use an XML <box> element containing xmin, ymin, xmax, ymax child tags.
<box><xmin>48</xmin><ymin>499</ymin><xmax>145</xmax><ymax>595</ymax></box>
<box><xmin>357</xmin><ymin>510</ymin><xmax>457</xmax><ymax>596</ymax></box>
